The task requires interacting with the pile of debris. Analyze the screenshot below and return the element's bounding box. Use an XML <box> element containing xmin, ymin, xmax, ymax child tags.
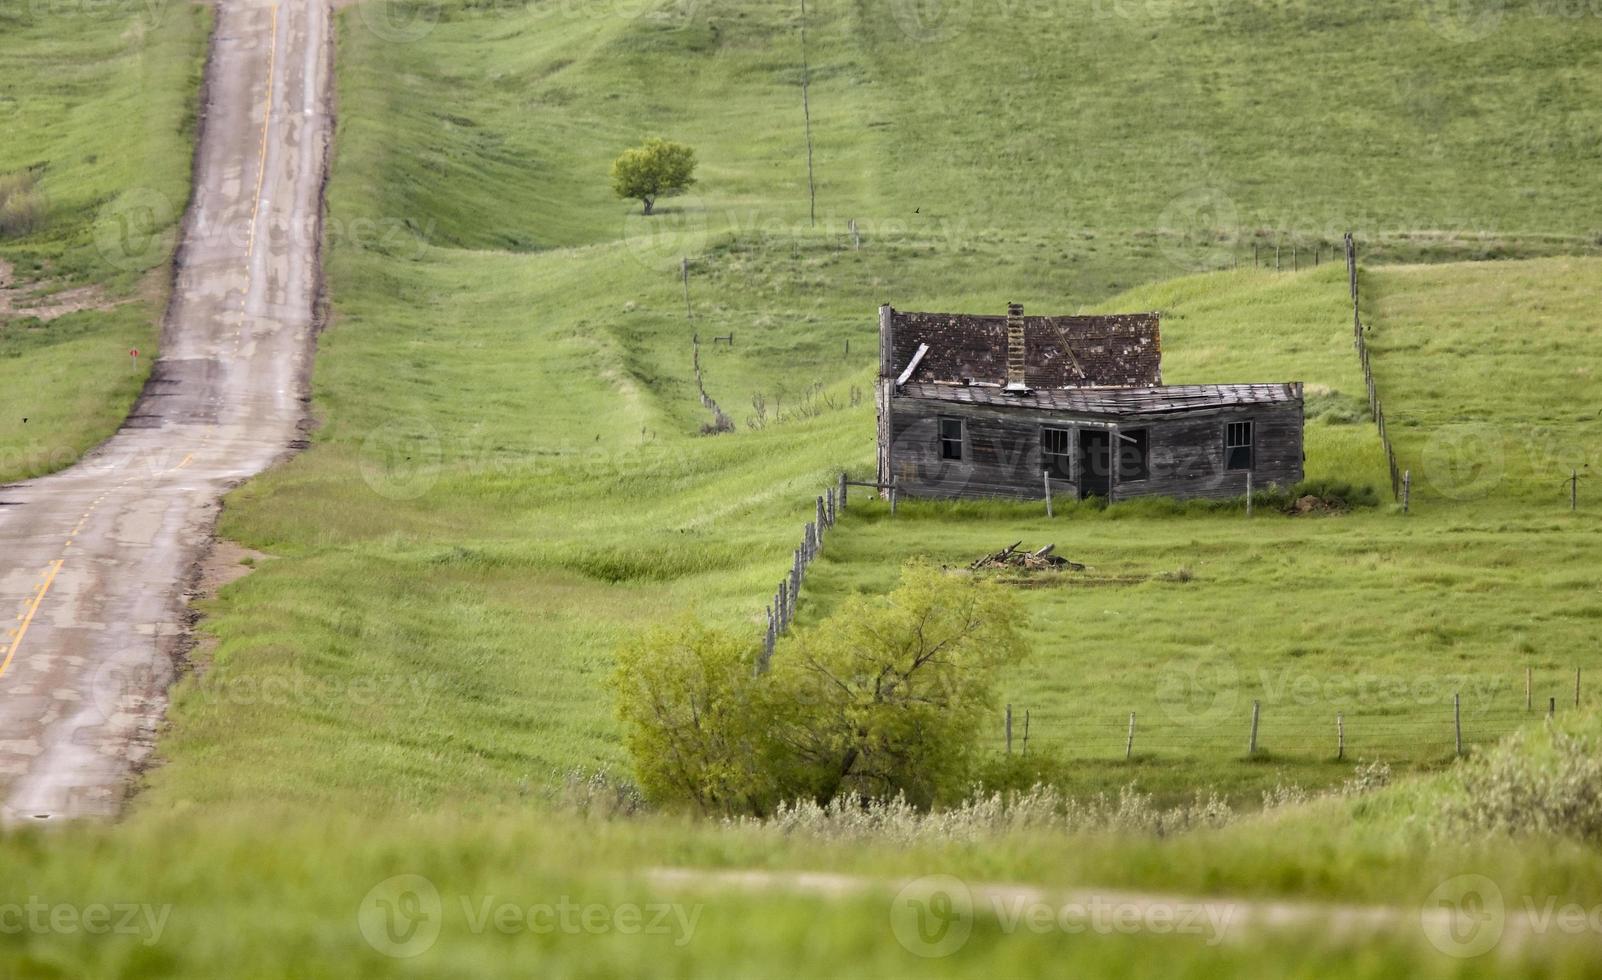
<box><xmin>1287</xmin><ymin>494</ymin><xmax>1347</xmax><ymax>515</ymax></box>
<box><xmin>969</xmin><ymin>542</ymin><xmax>1084</xmax><ymax>572</ymax></box>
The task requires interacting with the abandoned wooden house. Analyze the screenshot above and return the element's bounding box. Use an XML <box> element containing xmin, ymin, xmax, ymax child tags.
<box><xmin>875</xmin><ymin>303</ymin><xmax>1304</xmax><ymax>501</ymax></box>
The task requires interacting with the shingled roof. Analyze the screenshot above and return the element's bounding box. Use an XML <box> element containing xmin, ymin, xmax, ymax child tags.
<box><xmin>898</xmin><ymin>381</ymin><xmax>1302</xmax><ymax>416</ymax></box>
<box><xmin>884</xmin><ymin>306</ymin><xmax>1161</xmax><ymax>389</ymax></box>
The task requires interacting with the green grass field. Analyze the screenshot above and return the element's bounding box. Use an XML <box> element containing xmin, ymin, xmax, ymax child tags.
<box><xmin>8</xmin><ymin>748</ymin><xmax>1602</xmax><ymax>976</ymax></box>
<box><xmin>142</xmin><ymin>252</ymin><xmax>1602</xmax><ymax>811</ymax></box>
<box><xmin>133</xmin><ymin>0</ymin><xmax>1602</xmax><ymax>814</ymax></box>
<box><xmin>5</xmin><ymin>0</ymin><xmax>1602</xmax><ymax>974</ymax></box>
<box><xmin>0</xmin><ymin>0</ymin><xmax>207</xmax><ymax>483</ymax></box>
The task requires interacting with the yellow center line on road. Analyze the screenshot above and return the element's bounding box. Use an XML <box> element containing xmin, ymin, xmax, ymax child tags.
<box><xmin>246</xmin><ymin>4</ymin><xmax>281</xmax><ymax>261</ymax></box>
<box><xmin>0</xmin><ymin>560</ymin><xmax>65</xmax><ymax>683</ymax></box>
<box><xmin>2</xmin><ymin>6</ymin><xmax>280</xmax><ymax>693</ymax></box>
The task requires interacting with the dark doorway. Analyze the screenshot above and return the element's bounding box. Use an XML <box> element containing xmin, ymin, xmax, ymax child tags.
<box><xmin>1078</xmin><ymin>430</ymin><xmax>1111</xmax><ymax>499</ymax></box>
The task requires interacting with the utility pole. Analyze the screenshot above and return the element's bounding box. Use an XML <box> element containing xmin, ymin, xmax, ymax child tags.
<box><xmin>799</xmin><ymin>0</ymin><xmax>817</xmax><ymax>228</ymax></box>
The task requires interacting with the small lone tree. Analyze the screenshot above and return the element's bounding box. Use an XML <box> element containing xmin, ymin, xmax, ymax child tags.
<box><xmin>610</xmin><ymin>138</ymin><xmax>697</xmax><ymax>216</ymax></box>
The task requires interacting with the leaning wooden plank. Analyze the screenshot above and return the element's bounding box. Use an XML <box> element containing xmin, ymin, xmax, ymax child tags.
<box><xmin>895</xmin><ymin>343</ymin><xmax>931</xmax><ymax>387</ymax></box>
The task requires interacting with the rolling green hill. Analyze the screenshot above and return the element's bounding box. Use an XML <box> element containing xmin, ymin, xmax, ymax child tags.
<box><xmin>0</xmin><ymin>2</ymin><xmax>207</xmax><ymax>482</ymax></box>
<box><xmin>5</xmin><ymin>0</ymin><xmax>1602</xmax><ymax>975</ymax></box>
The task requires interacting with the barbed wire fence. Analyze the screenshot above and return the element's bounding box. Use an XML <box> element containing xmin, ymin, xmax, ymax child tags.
<box><xmin>1227</xmin><ymin>232</ymin><xmax>1590</xmax><ymax>512</ymax></box>
<box><xmin>996</xmin><ymin>667</ymin><xmax>1591</xmax><ymax>762</ymax></box>
<box><xmin>690</xmin><ymin>334</ymin><xmax>734</xmax><ymax>434</ymax></box>
<box><xmin>756</xmin><ymin>472</ymin><xmax>851</xmax><ymax>674</ymax></box>
<box><xmin>1345</xmin><ymin>232</ymin><xmax>1404</xmax><ymax>502</ymax></box>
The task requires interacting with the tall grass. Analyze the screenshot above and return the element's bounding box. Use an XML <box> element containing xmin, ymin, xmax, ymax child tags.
<box><xmin>0</xmin><ymin>171</ymin><xmax>46</xmax><ymax>238</ymax></box>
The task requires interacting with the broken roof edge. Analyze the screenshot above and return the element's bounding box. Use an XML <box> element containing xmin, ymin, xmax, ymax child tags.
<box><xmin>896</xmin><ymin>380</ymin><xmax>1303</xmax><ymax>416</ymax></box>
<box><xmin>883</xmin><ymin>306</ymin><xmax>1163</xmax><ymax>326</ymax></box>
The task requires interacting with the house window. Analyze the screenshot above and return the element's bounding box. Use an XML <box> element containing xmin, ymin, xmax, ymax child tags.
<box><xmin>1041</xmin><ymin>426</ymin><xmax>1072</xmax><ymax>479</ymax></box>
<box><xmin>938</xmin><ymin>417</ymin><xmax>964</xmax><ymax>461</ymax></box>
<box><xmin>1225</xmin><ymin>420</ymin><xmax>1254</xmax><ymax>470</ymax></box>
<box><xmin>1119</xmin><ymin>428</ymin><xmax>1150</xmax><ymax>481</ymax></box>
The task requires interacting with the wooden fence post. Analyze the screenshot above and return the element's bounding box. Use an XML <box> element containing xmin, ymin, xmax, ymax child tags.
<box><xmin>1526</xmin><ymin>666</ymin><xmax>1533</xmax><ymax>712</ymax></box>
<box><xmin>1043</xmin><ymin>470</ymin><xmax>1053</xmax><ymax>518</ymax></box>
<box><xmin>1248</xmin><ymin>700</ymin><xmax>1260</xmax><ymax>756</ymax></box>
<box><xmin>1337</xmin><ymin>712</ymin><xmax>1344</xmax><ymax>761</ymax></box>
<box><xmin>1005</xmin><ymin>704</ymin><xmax>1013</xmax><ymax>755</ymax></box>
<box><xmin>889</xmin><ymin>484</ymin><xmax>898</xmax><ymax>517</ymax></box>
<box><xmin>849</xmin><ymin>218</ymin><xmax>860</xmax><ymax>251</ymax></box>
<box><xmin>1402</xmin><ymin>469</ymin><xmax>1411</xmax><ymax>513</ymax></box>
<box><xmin>1023</xmin><ymin>709</ymin><xmax>1030</xmax><ymax>756</ymax></box>
<box><xmin>1572</xmin><ymin>468</ymin><xmax>1579</xmax><ymax>511</ymax></box>
<box><xmin>1126</xmin><ymin>712</ymin><xmax>1136</xmax><ymax>760</ymax></box>
<box><xmin>827</xmin><ymin>487</ymin><xmax>836</xmax><ymax>526</ymax></box>
<box><xmin>681</xmin><ymin>256</ymin><xmax>692</xmax><ymax>320</ymax></box>
<box><xmin>1246</xmin><ymin>471</ymin><xmax>1253</xmax><ymax>517</ymax></box>
<box><xmin>839</xmin><ymin>471</ymin><xmax>848</xmax><ymax>511</ymax></box>
<box><xmin>1454</xmin><ymin>693</ymin><xmax>1462</xmax><ymax>757</ymax></box>
<box><xmin>1549</xmin><ymin>696</ymin><xmax>1557</xmax><ymax>719</ymax></box>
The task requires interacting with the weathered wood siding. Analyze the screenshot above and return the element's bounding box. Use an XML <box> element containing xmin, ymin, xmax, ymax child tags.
<box><xmin>887</xmin><ymin>395</ymin><xmax>1304</xmax><ymax>501</ymax></box>
<box><xmin>876</xmin><ymin>306</ymin><xmax>895</xmax><ymax>491</ymax></box>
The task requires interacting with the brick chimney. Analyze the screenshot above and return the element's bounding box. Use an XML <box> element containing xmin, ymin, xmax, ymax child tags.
<box><xmin>1004</xmin><ymin>302</ymin><xmax>1029</xmax><ymax>392</ymax></box>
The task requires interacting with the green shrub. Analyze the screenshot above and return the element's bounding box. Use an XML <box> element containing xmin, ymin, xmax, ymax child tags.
<box><xmin>611</xmin><ymin>615</ymin><xmax>772</xmax><ymax>816</ymax></box>
<box><xmin>0</xmin><ymin>171</ymin><xmax>46</xmax><ymax>238</ymax></box>
<box><xmin>764</xmin><ymin>560</ymin><xmax>1029</xmax><ymax>808</ymax></box>
<box><xmin>1445</xmin><ymin>723</ymin><xmax>1602</xmax><ymax>843</ymax></box>
<box><xmin>611</xmin><ymin>560</ymin><xmax>1028</xmax><ymax>815</ymax></box>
